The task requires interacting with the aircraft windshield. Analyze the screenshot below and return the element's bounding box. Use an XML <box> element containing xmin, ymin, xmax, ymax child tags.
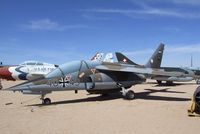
<box><xmin>20</xmin><ymin>61</ymin><xmax>44</xmax><ymax>66</ymax></box>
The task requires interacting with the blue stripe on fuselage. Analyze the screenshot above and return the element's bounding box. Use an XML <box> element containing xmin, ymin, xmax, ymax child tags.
<box><xmin>15</xmin><ymin>66</ymin><xmax>28</xmax><ymax>80</ymax></box>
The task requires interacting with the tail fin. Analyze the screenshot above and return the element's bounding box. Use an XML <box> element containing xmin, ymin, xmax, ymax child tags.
<box><xmin>91</xmin><ymin>52</ymin><xmax>104</xmax><ymax>61</ymax></box>
<box><xmin>115</xmin><ymin>52</ymin><xmax>140</xmax><ymax>66</ymax></box>
<box><xmin>145</xmin><ymin>43</ymin><xmax>165</xmax><ymax>68</ymax></box>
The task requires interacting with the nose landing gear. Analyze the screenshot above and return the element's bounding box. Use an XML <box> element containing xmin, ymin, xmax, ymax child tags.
<box><xmin>41</xmin><ymin>94</ymin><xmax>51</xmax><ymax>105</ymax></box>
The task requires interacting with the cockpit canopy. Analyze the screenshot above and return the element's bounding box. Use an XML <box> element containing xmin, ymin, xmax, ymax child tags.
<box><xmin>20</xmin><ymin>61</ymin><xmax>54</xmax><ymax>66</ymax></box>
<box><xmin>45</xmin><ymin>60</ymin><xmax>100</xmax><ymax>79</ymax></box>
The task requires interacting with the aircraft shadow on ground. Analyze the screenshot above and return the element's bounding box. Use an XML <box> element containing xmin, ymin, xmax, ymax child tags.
<box><xmin>27</xmin><ymin>88</ymin><xmax>190</xmax><ymax>107</ymax></box>
<box><xmin>135</xmin><ymin>88</ymin><xmax>190</xmax><ymax>101</ymax></box>
<box><xmin>147</xmin><ymin>82</ymin><xmax>197</xmax><ymax>87</ymax></box>
<box><xmin>28</xmin><ymin>94</ymin><xmax>122</xmax><ymax>107</ymax></box>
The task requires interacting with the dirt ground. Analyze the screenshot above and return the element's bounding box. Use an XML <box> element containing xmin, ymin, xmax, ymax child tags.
<box><xmin>0</xmin><ymin>80</ymin><xmax>199</xmax><ymax>134</ymax></box>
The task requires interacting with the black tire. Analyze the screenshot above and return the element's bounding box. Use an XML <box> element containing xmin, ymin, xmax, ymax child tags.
<box><xmin>157</xmin><ymin>80</ymin><xmax>162</xmax><ymax>85</ymax></box>
<box><xmin>194</xmin><ymin>105</ymin><xmax>200</xmax><ymax>114</ymax></box>
<box><xmin>0</xmin><ymin>85</ymin><xmax>2</xmax><ymax>90</ymax></box>
<box><xmin>125</xmin><ymin>90</ymin><xmax>135</xmax><ymax>100</ymax></box>
<box><xmin>43</xmin><ymin>98</ymin><xmax>51</xmax><ymax>105</ymax></box>
<box><xmin>196</xmin><ymin>80</ymin><xmax>200</xmax><ymax>85</ymax></box>
<box><xmin>166</xmin><ymin>81</ymin><xmax>173</xmax><ymax>86</ymax></box>
<box><xmin>195</xmin><ymin>91</ymin><xmax>200</xmax><ymax>107</ymax></box>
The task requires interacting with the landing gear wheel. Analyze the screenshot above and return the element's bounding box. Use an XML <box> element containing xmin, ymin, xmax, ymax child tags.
<box><xmin>195</xmin><ymin>91</ymin><xmax>200</xmax><ymax>107</ymax></box>
<box><xmin>121</xmin><ymin>86</ymin><xmax>135</xmax><ymax>100</ymax></box>
<box><xmin>166</xmin><ymin>81</ymin><xmax>173</xmax><ymax>86</ymax></box>
<box><xmin>125</xmin><ymin>90</ymin><xmax>135</xmax><ymax>100</ymax></box>
<box><xmin>157</xmin><ymin>80</ymin><xmax>162</xmax><ymax>85</ymax></box>
<box><xmin>42</xmin><ymin>98</ymin><xmax>51</xmax><ymax>105</ymax></box>
<box><xmin>196</xmin><ymin>80</ymin><xmax>200</xmax><ymax>85</ymax></box>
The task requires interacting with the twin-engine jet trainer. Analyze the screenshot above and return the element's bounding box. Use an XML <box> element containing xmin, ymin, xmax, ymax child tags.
<box><xmin>7</xmin><ymin>57</ymin><xmax>182</xmax><ymax>105</ymax></box>
<box><xmin>0</xmin><ymin>61</ymin><xmax>57</xmax><ymax>89</ymax></box>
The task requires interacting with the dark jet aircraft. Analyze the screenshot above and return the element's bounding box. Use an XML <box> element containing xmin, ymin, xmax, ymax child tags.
<box><xmin>183</xmin><ymin>67</ymin><xmax>200</xmax><ymax>84</ymax></box>
<box><xmin>6</xmin><ymin>57</ymin><xmax>181</xmax><ymax>104</ymax></box>
<box><xmin>116</xmin><ymin>43</ymin><xmax>196</xmax><ymax>85</ymax></box>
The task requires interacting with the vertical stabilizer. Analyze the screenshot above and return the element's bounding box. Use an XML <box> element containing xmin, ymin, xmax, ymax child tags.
<box><xmin>145</xmin><ymin>43</ymin><xmax>165</xmax><ymax>68</ymax></box>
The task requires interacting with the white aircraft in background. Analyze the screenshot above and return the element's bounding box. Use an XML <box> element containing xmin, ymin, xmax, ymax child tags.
<box><xmin>0</xmin><ymin>61</ymin><xmax>58</xmax><ymax>89</ymax></box>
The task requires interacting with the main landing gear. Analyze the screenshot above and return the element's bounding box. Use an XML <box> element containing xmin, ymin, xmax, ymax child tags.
<box><xmin>157</xmin><ymin>80</ymin><xmax>162</xmax><ymax>85</ymax></box>
<box><xmin>196</xmin><ymin>79</ymin><xmax>200</xmax><ymax>85</ymax></box>
<box><xmin>41</xmin><ymin>94</ymin><xmax>51</xmax><ymax>105</ymax></box>
<box><xmin>117</xmin><ymin>83</ymin><xmax>135</xmax><ymax>100</ymax></box>
<box><xmin>121</xmin><ymin>87</ymin><xmax>135</xmax><ymax>100</ymax></box>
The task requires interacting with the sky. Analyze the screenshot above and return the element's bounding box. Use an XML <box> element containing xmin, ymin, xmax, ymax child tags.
<box><xmin>1</xmin><ymin>0</ymin><xmax>200</xmax><ymax>67</ymax></box>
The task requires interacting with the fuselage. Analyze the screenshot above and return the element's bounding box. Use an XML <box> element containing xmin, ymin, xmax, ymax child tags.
<box><xmin>45</xmin><ymin>60</ymin><xmax>145</xmax><ymax>91</ymax></box>
<box><xmin>10</xmin><ymin>60</ymin><xmax>146</xmax><ymax>94</ymax></box>
<box><xmin>183</xmin><ymin>67</ymin><xmax>200</xmax><ymax>80</ymax></box>
<box><xmin>0</xmin><ymin>61</ymin><xmax>57</xmax><ymax>81</ymax></box>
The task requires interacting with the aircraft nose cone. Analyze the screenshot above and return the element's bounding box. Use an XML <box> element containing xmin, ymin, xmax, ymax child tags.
<box><xmin>0</xmin><ymin>67</ymin><xmax>15</xmax><ymax>80</ymax></box>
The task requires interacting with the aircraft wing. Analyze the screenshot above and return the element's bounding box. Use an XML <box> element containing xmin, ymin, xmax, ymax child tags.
<box><xmin>96</xmin><ymin>64</ymin><xmax>183</xmax><ymax>77</ymax></box>
<box><xmin>29</xmin><ymin>72</ymin><xmax>46</xmax><ymax>76</ymax></box>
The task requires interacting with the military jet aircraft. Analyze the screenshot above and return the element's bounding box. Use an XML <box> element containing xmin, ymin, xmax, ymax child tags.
<box><xmin>6</xmin><ymin>56</ymin><xmax>183</xmax><ymax>104</ymax></box>
<box><xmin>116</xmin><ymin>44</ymin><xmax>196</xmax><ymax>85</ymax></box>
<box><xmin>0</xmin><ymin>61</ymin><xmax>57</xmax><ymax>89</ymax></box>
<box><xmin>183</xmin><ymin>67</ymin><xmax>200</xmax><ymax>84</ymax></box>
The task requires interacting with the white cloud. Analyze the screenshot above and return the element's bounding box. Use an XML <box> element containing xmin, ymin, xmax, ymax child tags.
<box><xmin>130</xmin><ymin>0</ymin><xmax>200</xmax><ymax>5</ymax></box>
<box><xmin>124</xmin><ymin>43</ymin><xmax>200</xmax><ymax>57</ymax></box>
<box><xmin>27</xmin><ymin>19</ymin><xmax>58</xmax><ymax>30</ymax></box>
<box><xmin>166</xmin><ymin>44</ymin><xmax>200</xmax><ymax>53</ymax></box>
<box><xmin>22</xmin><ymin>19</ymin><xmax>89</xmax><ymax>31</ymax></box>
<box><xmin>124</xmin><ymin>49</ymin><xmax>153</xmax><ymax>56</ymax></box>
<box><xmin>81</xmin><ymin>8</ymin><xmax>200</xmax><ymax>19</ymax></box>
<box><xmin>120</xmin><ymin>43</ymin><xmax>200</xmax><ymax>67</ymax></box>
<box><xmin>82</xmin><ymin>14</ymin><xmax>115</xmax><ymax>20</ymax></box>
<box><xmin>171</xmin><ymin>0</ymin><xmax>200</xmax><ymax>5</ymax></box>
<box><xmin>81</xmin><ymin>0</ymin><xmax>200</xmax><ymax>19</ymax></box>
<box><xmin>163</xmin><ymin>27</ymin><xmax>181</xmax><ymax>32</ymax></box>
<box><xmin>22</xmin><ymin>19</ymin><xmax>60</xmax><ymax>31</ymax></box>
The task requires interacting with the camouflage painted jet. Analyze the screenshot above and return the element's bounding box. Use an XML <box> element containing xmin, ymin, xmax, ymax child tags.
<box><xmin>0</xmin><ymin>61</ymin><xmax>57</xmax><ymax>89</ymax></box>
<box><xmin>6</xmin><ymin>57</ymin><xmax>183</xmax><ymax>104</ymax></box>
<box><xmin>183</xmin><ymin>67</ymin><xmax>200</xmax><ymax>84</ymax></box>
<box><xmin>116</xmin><ymin>44</ymin><xmax>197</xmax><ymax>85</ymax></box>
